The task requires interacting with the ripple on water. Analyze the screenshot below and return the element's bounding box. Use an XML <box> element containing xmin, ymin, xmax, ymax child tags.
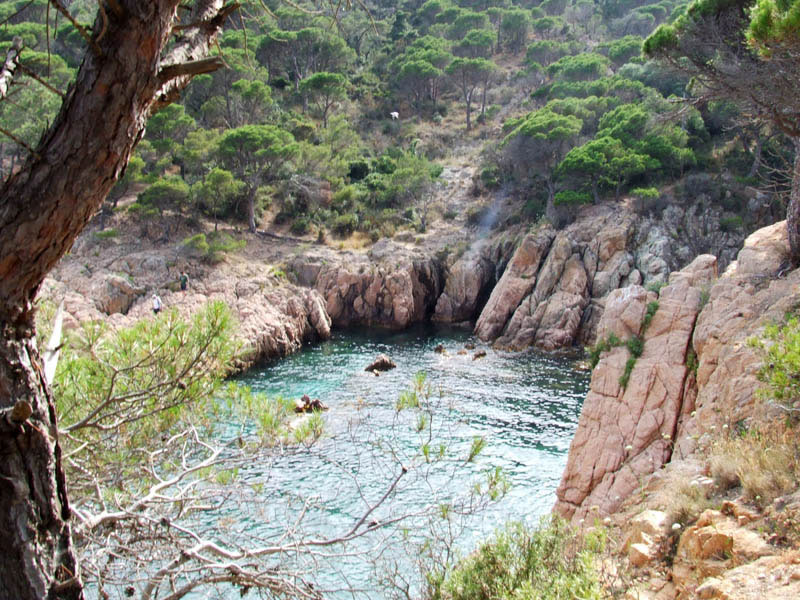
<box><xmin>222</xmin><ymin>325</ymin><xmax>590</xmax><ymax>597</ymax></box>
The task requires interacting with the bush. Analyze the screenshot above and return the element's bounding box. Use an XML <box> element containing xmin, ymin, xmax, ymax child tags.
<box><xmin>710</xmin><ymin>425</ymin><xmax>800</xmax><ymax>509</ymax></box>
<box><xmin>554</xmin><ymin>190</ymin><xmax>591</xmax><ymax>206</ymax></box>
<box><xmin>719</xmin><ymin>215</ymin><xmax>744</xmax><ymax>233</ymax></box>
<box><xmin>182</xmin><ymin>232</ymin><xmax>245</xmax><ymax>263</ymax></box>
<box><xmin>94</xmin><ymin>228</ymin><xmax>119</xmax><ymax>240</ymax></box>
<box><xmin>331</xmin><ymin>213</ymin><xmax>359</xmax><ymax>237</ymax></box>
<box><xmin>750</xmin><ymin>317</ymin><xmax>800</xmax><ymax>413</ymax></box>
<box><xmin>290</xmin><ymin>216</ymin><xmax>311</xmax><ymax>235</ymax></box>
<box><xmin>433</xmin><ymin>518</ymin><xmax>603</xmax><ymax>600</ymax></box>
<box><xmin>480</xmin><ymin>166</ymin><xmax>500</xmax><ymax>189</ymax></box>
<box><xmin>348</xmin><ymin>159</ymin><xmax>370</xmax><ymax>182</ymax></box>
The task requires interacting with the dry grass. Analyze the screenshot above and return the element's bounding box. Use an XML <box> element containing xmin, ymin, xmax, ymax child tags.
<box><xmin>334</xmin><ymin>231</ymin><xmax>374</xmax><ymax>250</ymax></box>
<box><xmin>660</xmin><ymin>480</ymin><xmax>716</xmax><ymax>528</ymax></box>
<box><xmin>709</xmin><ymin>424</ymin><xmax>800</xmax><ymax>508</ymax></box>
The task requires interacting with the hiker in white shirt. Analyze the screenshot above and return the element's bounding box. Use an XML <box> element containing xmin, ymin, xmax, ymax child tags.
<box><xmin>152</xmin><ymin>294</ymin><xmax>163</xmax><ymax>315</ymax></box>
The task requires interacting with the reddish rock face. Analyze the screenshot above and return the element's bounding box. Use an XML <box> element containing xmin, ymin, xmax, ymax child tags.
<box><xmin>555</xmin><ymin>220</ymin><xmax>800</xmax><ymax>525</ymax></box>
<box><xmin>554</xmin><ymin>254</ymin><xmax>717</xmax><ymax>522</ymax></box>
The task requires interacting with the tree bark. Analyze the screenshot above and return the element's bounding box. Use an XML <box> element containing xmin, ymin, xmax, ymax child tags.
<box><xmin>0</xmin><ymin>2</ymin><xmax>229</xmax><ymax>596</ymax></box>
<box><xmin>788</xmin><ymin>137</ymin><xmax>800</xmax><ymax>266</ymax></box>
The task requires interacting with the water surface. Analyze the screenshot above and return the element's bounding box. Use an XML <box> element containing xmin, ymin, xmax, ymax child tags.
<box><xmin>226</xmin><ymin>325</ymin><xmax>589</xmax><ymax>597</ymax></box>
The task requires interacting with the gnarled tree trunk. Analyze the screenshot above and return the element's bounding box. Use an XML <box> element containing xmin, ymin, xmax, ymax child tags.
<box><xmin>788</xmin><ymin>137</ymin><xmax>800</xmax><ymax>266</ymax></box>
<box><xmin>0</xmin><ymin>1</ymin><xmax>230</xmax><ymax>596</ymax></box>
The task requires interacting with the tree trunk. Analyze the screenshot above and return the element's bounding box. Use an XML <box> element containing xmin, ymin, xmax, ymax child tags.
<box><xmin>0</xmin><ymin>313</ymin><xmax>81</xmax><ymax>600</ymax></box>
<box><xmin>0</xmin><ymin>2</ymin><xmax>229</xmax><ymax>595</ymax></box>
<box><xmin>788</xmin><ymin>137</ymin><xmax>800</xmax><ymax>266</ymax></box>
<box><xmin>247</xmin><ymin>186</ymin><xmax>257</xmax><ymax>233</ymax></box>
<box><xmin>747</xmin><ymin>133</ymin><xmax>762</xmax><ymax>179</ymax></box>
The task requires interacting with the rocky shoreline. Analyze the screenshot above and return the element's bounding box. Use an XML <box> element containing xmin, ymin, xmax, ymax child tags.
<box><xmin>41</xmin><ymin>197</ymin><xmax>797</xmax><ymax>597</ymax></box>
<box><xmin>44</xmin><ymin>196</ymin><xmax>761</xmax><ymax>369</ymax></box>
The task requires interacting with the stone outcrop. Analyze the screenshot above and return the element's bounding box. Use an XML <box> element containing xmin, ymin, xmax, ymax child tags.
<box><xmin>689</xmin><ymin>553</ymin><xmax>800</xmax><ymax>600</ymax></box>
<box><xmin>473</xmin><ymin>206</ymin><xmax>648</xmax><ymax>351</ymax></box>
<box><xmin>625</xmin><ymin>510</ymin><xmax>670</xmax><ymax>567</ymax></box>
<box><xmin>43</xmin><ymin>253</ymin><xmax>331</xmax><ymax>366</ymax></box>
<box><xmin>674</xmin><ymin>221</ymin><xmax>797</xmax><ymax>458</ymax></box>
<box><xmin>554</xmin><ymin>254</ymin><xmax>717</xmax><ymax>521</ymax></box>
<box><xmin>433</xmin><ymin>237</ymin><xmax>515</xmax><ymax>324</ymax></box>
<box><xmin>474</xmin><ymin>227</ymin><xmax>555</xmax><ymax>341</ymax></box>
<box><xmin>365</xmin><ymin>354</ymin><xmax>396</xmax><ymax>372</ymax></box>
<box><xmin>294</xmin><ymin>240</ymin><xmax>444</xmax><ymax>330</ymax></box>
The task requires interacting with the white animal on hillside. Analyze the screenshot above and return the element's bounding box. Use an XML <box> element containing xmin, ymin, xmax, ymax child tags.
<box><xmin>390</xmin><ymin>111</ymin><xmax>399</xmax><ymax>120</ymax></box>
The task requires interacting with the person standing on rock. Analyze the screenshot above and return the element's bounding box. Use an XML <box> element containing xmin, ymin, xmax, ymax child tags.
<box><xmin>152</xmin><ymin>293</ymin><xmax>163</xmax><ymax>315</ymax></box>
<box><xmin>179</xmin><ymin>271</ymin><xmax>189</xmax><ymax>292</ymax></box>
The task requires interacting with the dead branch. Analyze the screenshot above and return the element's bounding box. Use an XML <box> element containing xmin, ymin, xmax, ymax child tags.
<box><xmin>157</xmin><ymin>56</ymin><xmax>227</xmax><ymax>83</ymax></box>
<box><xmin>0</xmin><ymin>37</ymin><xmax>23</xmax><ymax>101</ymax></box>
<box><xmin>47</xmin><ymin>0</ymin><xmax>101</xmax><ymax>56</ymax></box>
<box><xmin>16</xmin><ymin>64</ymin><xmax>66</xmax><ymax>98</ymax></box>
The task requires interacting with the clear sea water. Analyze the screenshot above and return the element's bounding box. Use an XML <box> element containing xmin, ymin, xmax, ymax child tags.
<box><xmin>219</xmin><ymin>324</ymin><xmax>589</xmax><ymax>599</ymax></box>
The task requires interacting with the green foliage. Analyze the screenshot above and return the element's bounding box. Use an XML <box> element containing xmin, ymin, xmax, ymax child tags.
<box><xmin>499</xmin><ymin>8</ymin><xmax>531</xmax><ymax>53</ymax></box>
<box><xmin>605</xmin><ymin>35</ymin><xmax>645</xmax><ymax>66</ymax></box>
<box><xmin>686</xmin><ymin>346</ymin><xmax>698</xmax><ymax>376</ymax></box>
<box><xmin>466</xmin><ymin>436</ymin><xmax>487</xmax><ymax>463</ymax></box>
<box><xmin>588</xmin><ymin>332</ymin><xmax>623</xmax><ymax>368</ymax></box>
<box><xmin>434</xmin><ymin>518</ymin><xmax>603</xmax><ymax>600</ymax></box>
<box><xmin>626</xmin><ymin>335</ymin><xmax>644</xmax><ymax>358</ymax></box>
<box><xmin>720</xmin><ymin>214</ymin><xmax>744</xmax><ymax>232</ymax></box>
<box><xmin>643</xmin><ymin>301</ymin><xmax>660</xmax><ymax>332</ymax></box>
<box><xmin>55</xmin><ymin>302</ymin><xmax>240</xmax><ymax>489</ymax></box>
<box><xmin>554</xmin><ymin>190</ymin><xmax>591</xmax><ymax>205</ymax></box>
<box><xmin>547</xmin><ymin>53</ymin><xmax>610</xmax><ymax>81</ymax></box>
<box><xmin>182</xmin><ymin>231</ymin><xmax>246</xmax><ymax>263</ymax></box>
<box><xmin>93</xmin><ymin>228</ymin><xmax>118</xmax><ymax>240</ymax></box>
<box><xmin>134</xmin><ymin>176</ymin><xmax>191</xmax><ymax>215</ymax></box>
<box><xmin>750</xmin><ymin>317</ymin><xmax>800</xmax><ymax>413</ymax></box>
<box><xmin>620</xmin><ymin>356</ymin><xmax>637</xmax><ymax>388</ymax></box>
<box><xmin>299</xmin><ymin>71</ymin><xmax>348</xmax><ymax>127</ymax></box>
<box><xmin>192</xmin><ymin>167</ymin><xmax>244</xmax><ymax>225</ymax></box>
<box><xmin>526</xmin><ymin>40</ymin><xmax>575</xmax><ymax>66</ymax></box>
<box><xmin>332</xmin><ymin>213</ymin><xmax>359</xmax><ymax>237</ymax></box>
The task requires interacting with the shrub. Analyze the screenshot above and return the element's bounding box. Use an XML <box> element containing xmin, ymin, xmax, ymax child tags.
<box><xmin>94</xmin><ymin>228</ymin><xmax>119</xmax><ymax>240</ymax></box>
<box><xmin>480</xmin><ymin>166</ymin><xmax>500</xmax><ymax>189</ymax></box>
<box><xmin>750</xmin><ymin>317</ymin><xmax>800</xmax><ymax>414</ymax></box>
<box><xmin>331</xmin><ymin>213</ymin><xmax>359</xmax><ymax>237</ymax></box>
<box><xmin>710</xmin><ymin>425</ymin><xmax>800</xmax><ymax>508</ymax></box>
<box><xmin>182</xmin><ymin>232</ymin><xmax>245</xmax><ymax>263</ymax></box>
<box><xmin>642</xmin><ymin>301</ymin><xmax>659</xmax><ymax>332</ymax></box>
<box><xmin>290</xmin><ymin>216</ymin><xmax>310</xmax><ymax>235</ymax></box>
<box><xmin>348</xmin><ymin>159</ymin><xmax>370</xmax><ymax>182</ymax></box>
<box><xmin>719</xmin><ymin>215</ymin><xmax>744</xmax><ymax>233</ymax></box>
<box><xmin>434</xmin><ymin>518</ymin><xmax>603</xmax><ymax>600</ymax></box>
<box><xmin>554</xmin><ymin>190</ymin><xmax>591</xmax><ymax>206</ymax></box>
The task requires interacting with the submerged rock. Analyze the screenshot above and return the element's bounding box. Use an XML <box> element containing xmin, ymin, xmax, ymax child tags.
<box><xmin>294</xmin><ymin>394</ymin><xmax>328</xmax><ymax>413</ymax></box>
<box><xmin>365</xmin><ymin>354</ymin><xmax>396</xmax><ymax>372</ymax></box>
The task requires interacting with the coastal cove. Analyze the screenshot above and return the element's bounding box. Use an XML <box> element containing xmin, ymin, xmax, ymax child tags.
<box><xmin>223</xmin><ymin>325</ymin><xmax>590</xmax><ymax>596</ymax></box>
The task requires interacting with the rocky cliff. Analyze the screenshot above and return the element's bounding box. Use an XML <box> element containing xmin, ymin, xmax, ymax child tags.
<box><xmin>44</xmin><ymin>195</ymin><xmax>765</xmax><ymax>365</ymax></box>
<box><xmin>42</xmin><ymin>246</ymin><xmax>331</xmax><ymax>366</ymax></box>
<box><xmin>554</xmin><ymin>220</ymin><xmax>800</xmax><ymax>598</ymax></box>
<box><xmin>554</xmin><ymin>221</ymin><xmax>795</xmax><ymax>522</ymax></box>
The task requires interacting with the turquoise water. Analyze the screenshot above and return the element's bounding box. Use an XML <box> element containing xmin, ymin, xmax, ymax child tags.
<box><xmin>226</xmin><ymin>325</ymin><xmax>589</xmax><ymax>598</ymax></box>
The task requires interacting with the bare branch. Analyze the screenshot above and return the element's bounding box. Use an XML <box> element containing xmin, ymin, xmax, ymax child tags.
<box><xmin>0</xmin><ymin>37</ymin><xmax>23</xmax><ymax>101</ymax></box>
<box><xmin>47</xmin><ymin>0</ymin><xmax>101</xmax><ymax>56</ymax></box>
<box><xmin>0</xmin><ymin>124</ymin><xmax>39</xmax><ymax>158</ymax></box>
<box><xmin>157</xmin><ymin>56</ymin><xmax>227</xmax><ymax>83</ymax></box>
<box><xmin>16</xmin><ymin>64</ymin><xmax>66</xmax><ymax>98</ymax></box>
